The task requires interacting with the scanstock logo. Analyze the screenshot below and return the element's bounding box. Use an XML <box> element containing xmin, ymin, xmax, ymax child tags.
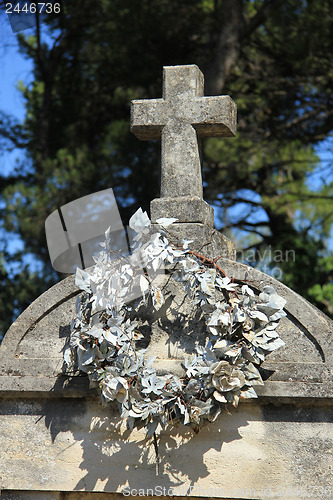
<box><xmin>45</xmin><ymin>188</ymin><xmax>165</xmax><ymax>306</ymax></box>
<box><xmin>45</xmin><ymin>188</ymin><xmax>129</xmax><ymax>274</ymax></box>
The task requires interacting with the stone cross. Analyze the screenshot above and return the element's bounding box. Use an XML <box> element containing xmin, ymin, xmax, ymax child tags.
<box><xmin>131</xmin><ymin>65</ymin><xmax>237</xmax><ymax>225</ymax></box>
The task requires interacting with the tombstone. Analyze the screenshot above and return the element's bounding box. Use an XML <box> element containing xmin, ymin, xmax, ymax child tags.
<box><xmin>0</xmin><ymin>65</ymin><xmax>332</xmax><ymax>500</ymax></box>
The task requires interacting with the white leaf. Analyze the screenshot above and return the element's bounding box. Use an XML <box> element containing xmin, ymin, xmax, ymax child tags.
<box><xmin>139</xmin><ymin>275</ymin><xmax>149</xmax><ymax>294</ymax></box>
<box><xmin>250</xmin><ymin>310</ymin><xmax>268</xmax><ymax>322</ymax></box>
<box><xmin>182</xmin><ymin>239</ymin><xmax>193</xmax><ymax>249</ymax></box>
<box><xmin>233</xmin><ymin>304</ymin><xmax>247</xmax><ymax>322</ymax></box>
<box><xmin>208</xmin><ymin>309</ymin><xmax>220</xmax><ymax>326</ymax></box>
<box><xmin>213</xmin><ymin>339</ymin><xmax>239</xmax><ymax>358</ymax></box>
<box><xmin>269</xmin><ymin>310</ymin><xmax>287</xmax><ymax>321</ymax></box>
<box><xmin>156</xmin><ymin>217</ymin><xmax>178</xmax><ymax>227</ymax></box>
<box><xmin>75</xmin><ymin>268</ymin><xmax>91</xmax><ymax>293</ymax></box>
<box><xmin>103</xmin><ymin>330</ymin><xmax>119</xmax><ymax>345</ymax></box>
<box><xmin>88</xmin><ymin>324</ymin><xmax>105</xmax><ymax>339</ymax></box>
<box><xmin>214</xmin><ymin>339</ymin><xmax>231</xmax><ymax>350</ymax></box>
<box><xmin>63</xmin><ymin>347</ymin><xmax>72</xmax><ymax>366</ymax></box>
<box><xmin>242</xmin><ymin>284</ymin><xmax>255</xmax><ymax>296</ymax></box>
<box><xmin>220</xmin><ymin>311</ymin><xmax>231</xmax><ymax>326</ymax></box>
<box><xmin>208</xmin><ymin>326</ymin><xmax>219</xmax><ymax>336</ymax></box>
<box><xmin>208</xmin><ymin>309</ymin><xmax>230</xmax><ymax>326</ymax></box>
<box><xmin>129</xmin><ymin>208</ymin><xmax>151</xmax><ymax>234</ymax></box>
<box><xmin>269</xmin><ymin>295</ymin><xmax>287</xmax><ymax>310</ymax></box>
<box><xmin>264</xmin><ymin>329</ymin><xmax>279</xmax><ymax>339</ymax></box>
<box><xmin>216</xmin><ymin>276</ymin><xmax>238</xmax><ymax>291</ymax></box>
<box><xmin>151</xmin><ymin>257</ymin><xmax>160</xmax><ymax>272</ymax></box>
<box><xmin>200</xmin><ymin>276</ymin><xmax>215</xmax><ymax>296</ymax></box>
<box><xmin>213</xmin><ymin>390</ymin><xmax>227</xmax><ymax>403</ymax></box>
<box><xmin>241</xmin><ymin>387</ymin><xmax>258</xmax><ymax>399</ymax></box>
<box><xmin>183</xmin><ymin>408</ymin><xmax>190</xmax><ymax>425</ymax></box>
<box><xmin>265</xmin><ymin>337</ymin><xmax>285</xmax><ymax>351</ymax></box>
<box><xmin>224</xmin><ymin>345</ymin><xmax>242</xmax><ymax>358</ymax></box>
<box><xmin>78</xmin><ymin>347</ymin><xmax>96</xmax><ymax>367</ymax></box>
<box><xmin>266</xmin><ymin>322</ymin><xmax>279</xmax><ymax>330</ymax></box>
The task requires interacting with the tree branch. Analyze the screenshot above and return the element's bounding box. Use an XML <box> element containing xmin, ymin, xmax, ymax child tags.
<box><xmin>205</xmin><ymin>0</ymin><xmax>285</xmax><ymax>95</ymax></box>
<box><xmin>205</xmin><ymin>0</ymin><xmax>243</xmax><ymax>95</ymax></box>
<box><xmin>242</xmin><ymin>0</ymin><xmax>284</xmax><ymax>40</ymax></box>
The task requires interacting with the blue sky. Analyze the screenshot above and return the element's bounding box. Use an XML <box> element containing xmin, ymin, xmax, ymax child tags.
<box><xmin>0</xmin><ymin>10</ymin><xmax>34</xmax><ymax>259</ymax></box>
<box><xmin>0</xmin><ymin>9</ymin><xmax>34</xmax><ymax>177</ymax></box>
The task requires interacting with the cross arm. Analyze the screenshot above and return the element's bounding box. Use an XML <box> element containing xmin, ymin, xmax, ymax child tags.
<box><xmin>192</xmin><ymin>96</ymin><xmax>237</xmax><ymax>137</ymax></box>
<box><xmin>131</xmin><ymin>99</ymin><xmax>167</xmax><ymax>140</ymax></box>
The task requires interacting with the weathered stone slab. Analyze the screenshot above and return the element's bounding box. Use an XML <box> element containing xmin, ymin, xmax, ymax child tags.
<box><xmin>0</xmin><ymin>398</ymin><xmax>332</xmax><ymax>497</ymax></box>
<box><xmin>150</xmin><ymin>196</ymin><xmax>214</xmax><ymax>227</ymax></box>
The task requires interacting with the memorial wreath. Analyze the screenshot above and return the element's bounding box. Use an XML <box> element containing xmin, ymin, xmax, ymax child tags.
<box><xmin>64</xmin><ymin>208</ymin><xmax>286</xmax><ymax>470</ymax></box>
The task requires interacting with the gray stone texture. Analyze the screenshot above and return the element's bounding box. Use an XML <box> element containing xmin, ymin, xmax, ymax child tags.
<box><xmin>0</xmin><ymin>397</ymin><xmax>332</xmax><ymax>497</ymax></box>
<box><xmin>151</xmin><ymin>221</ymin><xmax>236</xmax><ymax>261</ymax></box>
<box><xmin>150</xmin><ymin>196</ymin><xmax>214</xmax><ymax>226</ymax></box>
<box><xmin>131</xmin><ymin>65</ymin><xmax>236</xmax><ymax>234</ymax></box>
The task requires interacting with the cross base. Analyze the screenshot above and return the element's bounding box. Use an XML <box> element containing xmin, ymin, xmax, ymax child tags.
<box><xmin>151</xmin><ymin>222</ymin><xmax>236</xmax><ymax>261</ymax></box>
<box><xmin>150</xmin><ymin>196</ymin><xmax>214</xmax><ymax>227</ymax></box>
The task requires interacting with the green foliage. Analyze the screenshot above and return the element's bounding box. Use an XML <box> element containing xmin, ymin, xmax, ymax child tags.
<box><xmin>308</xmin><ymin>282</ymin><xmax>333</xmax><ymax>317</ymax></box>
<box><xmin>0</xmin><ymin>0</ymin><xmax>333</xmax><ymax>337</ymax></box>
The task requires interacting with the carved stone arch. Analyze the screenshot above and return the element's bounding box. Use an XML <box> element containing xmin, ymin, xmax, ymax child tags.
<box><xmin>1</xmin><ymin>259</ymin><xmax>332</xmax><ymax>401</ymax></box>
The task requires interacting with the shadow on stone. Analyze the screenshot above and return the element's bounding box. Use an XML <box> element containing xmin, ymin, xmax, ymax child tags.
<box><xmin>47</xmin><ymin>347</ymin><xmax>249</xmax><ymax>492</ymax></box>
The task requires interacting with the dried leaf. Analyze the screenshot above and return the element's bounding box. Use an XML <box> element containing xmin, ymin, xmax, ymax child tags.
<box><xmin>151</xmin><ymin>287</ymin><xmax>164</xmax><ymax>310</ymax></box>
<box><xmin>75</xmin><ymin>267</ymin><xmax>91</xmax><ymax>293</ymax></box>
<box><xmin>250</xmin><ymin>310</ymin><xmax>268</xmax><ymax>322</ymax></box>
<box><xmin>156</xmin><ymin>217</ymin><xmax>178</xmax><ymax>227</ymax></box>
<box><xmin>242</xmin><ymin>284</ymin><xmax>255</xmax><ymax>297</ymax></box>
<box><xmin>139</xmin><ymin>275</ymin><xmax>149</xmax><ymax>294</ymax></box>
<box><xmin>213</xmin><ymin>390</ymin><xmax>227</xmax><ymax>403</ymax></box>
<box><xmin>241</xmin><ymin>387</ymin><xmax>258</xmax><ymax>399</ymax></box>
<box><xmin>129</xmin><ymin>208</ymin><xmax>151</xmax><ymax>234</ymax></box>
<box><xmin>63</xmin><ymin>347</ymin><xmax>72</xmax><ymax>366</ymax></box>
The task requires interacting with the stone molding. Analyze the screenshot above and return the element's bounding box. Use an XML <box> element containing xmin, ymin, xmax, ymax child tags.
<box><xmin>1</xmin><ymin>259</ymin><xmax>332</xmax><ymax>402</ymax></box>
